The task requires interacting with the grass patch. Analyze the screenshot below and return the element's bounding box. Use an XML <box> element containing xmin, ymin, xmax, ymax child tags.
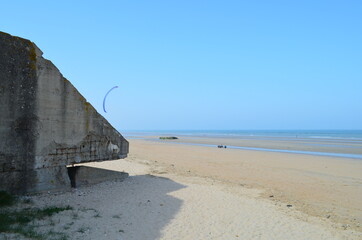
<box><xmin>0</xmin><ymin>191</ymin><xmax>16</xmax><ymax>207</ymax></box>
<box><xmin>0</xmin><ymin>193</ymin><xmax>73</xmax><ymax>240</ymax></box>
<box><xmin>10</xmin><ymin>225</ymin><xmax>45</xmax><ymax>239</ymax></box>
<box><xmin>40</xmin><ymin>206</ymin><xmax>72</xmax><ymax>217</ymax></box>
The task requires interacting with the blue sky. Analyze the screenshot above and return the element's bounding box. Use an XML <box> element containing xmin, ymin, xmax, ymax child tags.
<box><xmin>1</xmin><ymin>1</ymin><xmax>361</xmax><ymax>130</ymax></box>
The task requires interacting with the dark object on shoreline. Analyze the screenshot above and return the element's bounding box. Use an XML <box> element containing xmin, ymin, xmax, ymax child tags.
<box><xmin>159</xmin><ymin>137</ymin><xmax>178</xmax><ymax>140</ymax></box>
<box><xmin>287</xmin><ymin>204</ymin><xmax>293</xmax><ymax>208</ymax></box>
<box><xmin>218</xmin><ymin>145</ymin><xmax>227</xmax><ymax>148</ymax></box>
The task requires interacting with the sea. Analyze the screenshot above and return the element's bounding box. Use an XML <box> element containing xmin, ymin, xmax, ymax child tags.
<box><xmin>122</xmin><ymin>130</ymin><xmax>362</xmax><ymax>140</ymax></box>
<box><xmin>121</xmin><ymin>130</ymin><xmax>362</xmax><ymax>160</ymax></box>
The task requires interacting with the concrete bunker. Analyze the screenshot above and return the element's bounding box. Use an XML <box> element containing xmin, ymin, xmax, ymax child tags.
<box><xmin>0</xmin><ymin>31</ymin><xmax>129</xmax><ymax>194</ymax></box>
<box><xmin>66</xmin><ymin>165</ymin><xmax>129</xmax><ymax>188</ymax></box>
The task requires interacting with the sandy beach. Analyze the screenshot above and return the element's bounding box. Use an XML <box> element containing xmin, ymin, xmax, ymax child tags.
<box><xmin>3</xmin><ymin>137</ymin><xmax>361</xmax><ymax>240</ymax></box>
<box><xmin>2</xmin><ymin>1</ymin><xmax>362</xmax><ymax>239</ymax></box>
<box><xmin>130</xmin><ymin>137</ymin><xmax>362</xmax><ymax>227</ymax></box>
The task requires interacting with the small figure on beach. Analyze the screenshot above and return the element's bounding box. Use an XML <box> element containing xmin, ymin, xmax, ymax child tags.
<box><xmin>218</xmin><ymin>145</ymin><xmax>227</xmax><ymax>148</ymax></box>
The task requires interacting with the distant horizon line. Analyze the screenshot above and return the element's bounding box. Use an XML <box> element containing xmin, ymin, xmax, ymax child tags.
<box><xmin>119</xmin><ymin>129</ymin><xmax>362</xmax><ymax>131</ymax></box>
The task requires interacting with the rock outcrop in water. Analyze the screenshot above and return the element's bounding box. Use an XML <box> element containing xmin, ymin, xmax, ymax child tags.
<box><xmin>0</xmin><ymin>32</ymin><xmax>129</xmax><ymax>194</ymax></box>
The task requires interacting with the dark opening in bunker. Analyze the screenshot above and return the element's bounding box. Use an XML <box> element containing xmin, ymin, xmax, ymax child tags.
<box><xmin>67</xmin><ymin>166</ymin><xmax>80</xmax><ymax>188</ymax></box>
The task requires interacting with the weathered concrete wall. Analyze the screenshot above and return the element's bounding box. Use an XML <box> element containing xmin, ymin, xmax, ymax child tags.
<box><xmin>68</xmin><ymin>166</ymin><xmax>129</xmax><ymax>188</ymax></box>
<box><xmin>0</xmin><ymin>32</ymin><xmax>129</xmax><ymax>194</ymax></box>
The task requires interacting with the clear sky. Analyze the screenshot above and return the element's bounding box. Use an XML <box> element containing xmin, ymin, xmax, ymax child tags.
<box><xmin>1</xmin><ymin>1</ymin><xmax>361</xmax><ymax>130</ymax></box>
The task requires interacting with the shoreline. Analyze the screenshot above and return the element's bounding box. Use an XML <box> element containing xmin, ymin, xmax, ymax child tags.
<box><xmin>122</xmin><ymin>130</ymin><xmax>362</xmax><ymax>141</ymax></box>
<box><xmin>149</xmin><ymin>139</ymin><xmax>362</xmax><ymax>159</ymax></box>
<box><xmin>129</xmin><ymin>137</ymin><xmax>362</xmax><ymax>232</ymax></box>
<box><xmin>128</xmin><ymin>134</ymin><xmax>362</xmax><ymax>159</ymax></box>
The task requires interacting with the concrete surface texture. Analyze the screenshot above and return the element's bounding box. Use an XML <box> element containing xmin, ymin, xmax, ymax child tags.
<box><xmin>0</xmin><ymin>31</ymin><xmax>129</xmax><ymax>194</ymax></box>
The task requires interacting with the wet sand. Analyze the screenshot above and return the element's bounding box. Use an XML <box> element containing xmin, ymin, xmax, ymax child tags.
<box><xmin>130</xmin><ymin>137</ymin><xmax>362</xmax><ymax>231</ymax></box>
<box><xmin>151</xmin><ymin>135</ymin><xmax>362</xmax><ymax>156</ymax></box>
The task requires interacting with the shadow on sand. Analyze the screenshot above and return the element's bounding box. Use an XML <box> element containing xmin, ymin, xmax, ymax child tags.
<box><xmin>67</xmin><ymin>166</ymin><xmax>186</xmax><ymax>240</ymax></box>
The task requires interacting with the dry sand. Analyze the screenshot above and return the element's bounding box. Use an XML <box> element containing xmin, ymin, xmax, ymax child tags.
<box><xmin>130</xmin><ymin>138</ymin><xmax>362</xmax><ymax>228</ymax></box>
<box><xmin>2</xmin><ymin>138</ymin><xmax>361</xmax><ymax>240</ymax></box>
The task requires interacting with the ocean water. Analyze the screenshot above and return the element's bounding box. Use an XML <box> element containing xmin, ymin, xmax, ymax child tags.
<box><xmin>122</xmin><ymin>130</ymin><xmax>362</xmax><ymax>140</ymax></box>
<box><xmin>121</xmin><ymin>130</ymin><xmax>362</xmax><ymax>159</ymax></box>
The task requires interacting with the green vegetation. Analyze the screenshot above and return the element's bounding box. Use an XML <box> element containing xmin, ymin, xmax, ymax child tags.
<box><xmin>0</xmin><ymin>191</ymin><xmax>16</xmax><ymax>207</ymax></box>
<box><xmin>159</xmin><ymin>136</ymin><xmax>178</xmax><ymax>140</ymax></box>
<box><xmin>0</xmin><ymin>191</ymin><xmax>73</xmax><ymax>240</ymax></box>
